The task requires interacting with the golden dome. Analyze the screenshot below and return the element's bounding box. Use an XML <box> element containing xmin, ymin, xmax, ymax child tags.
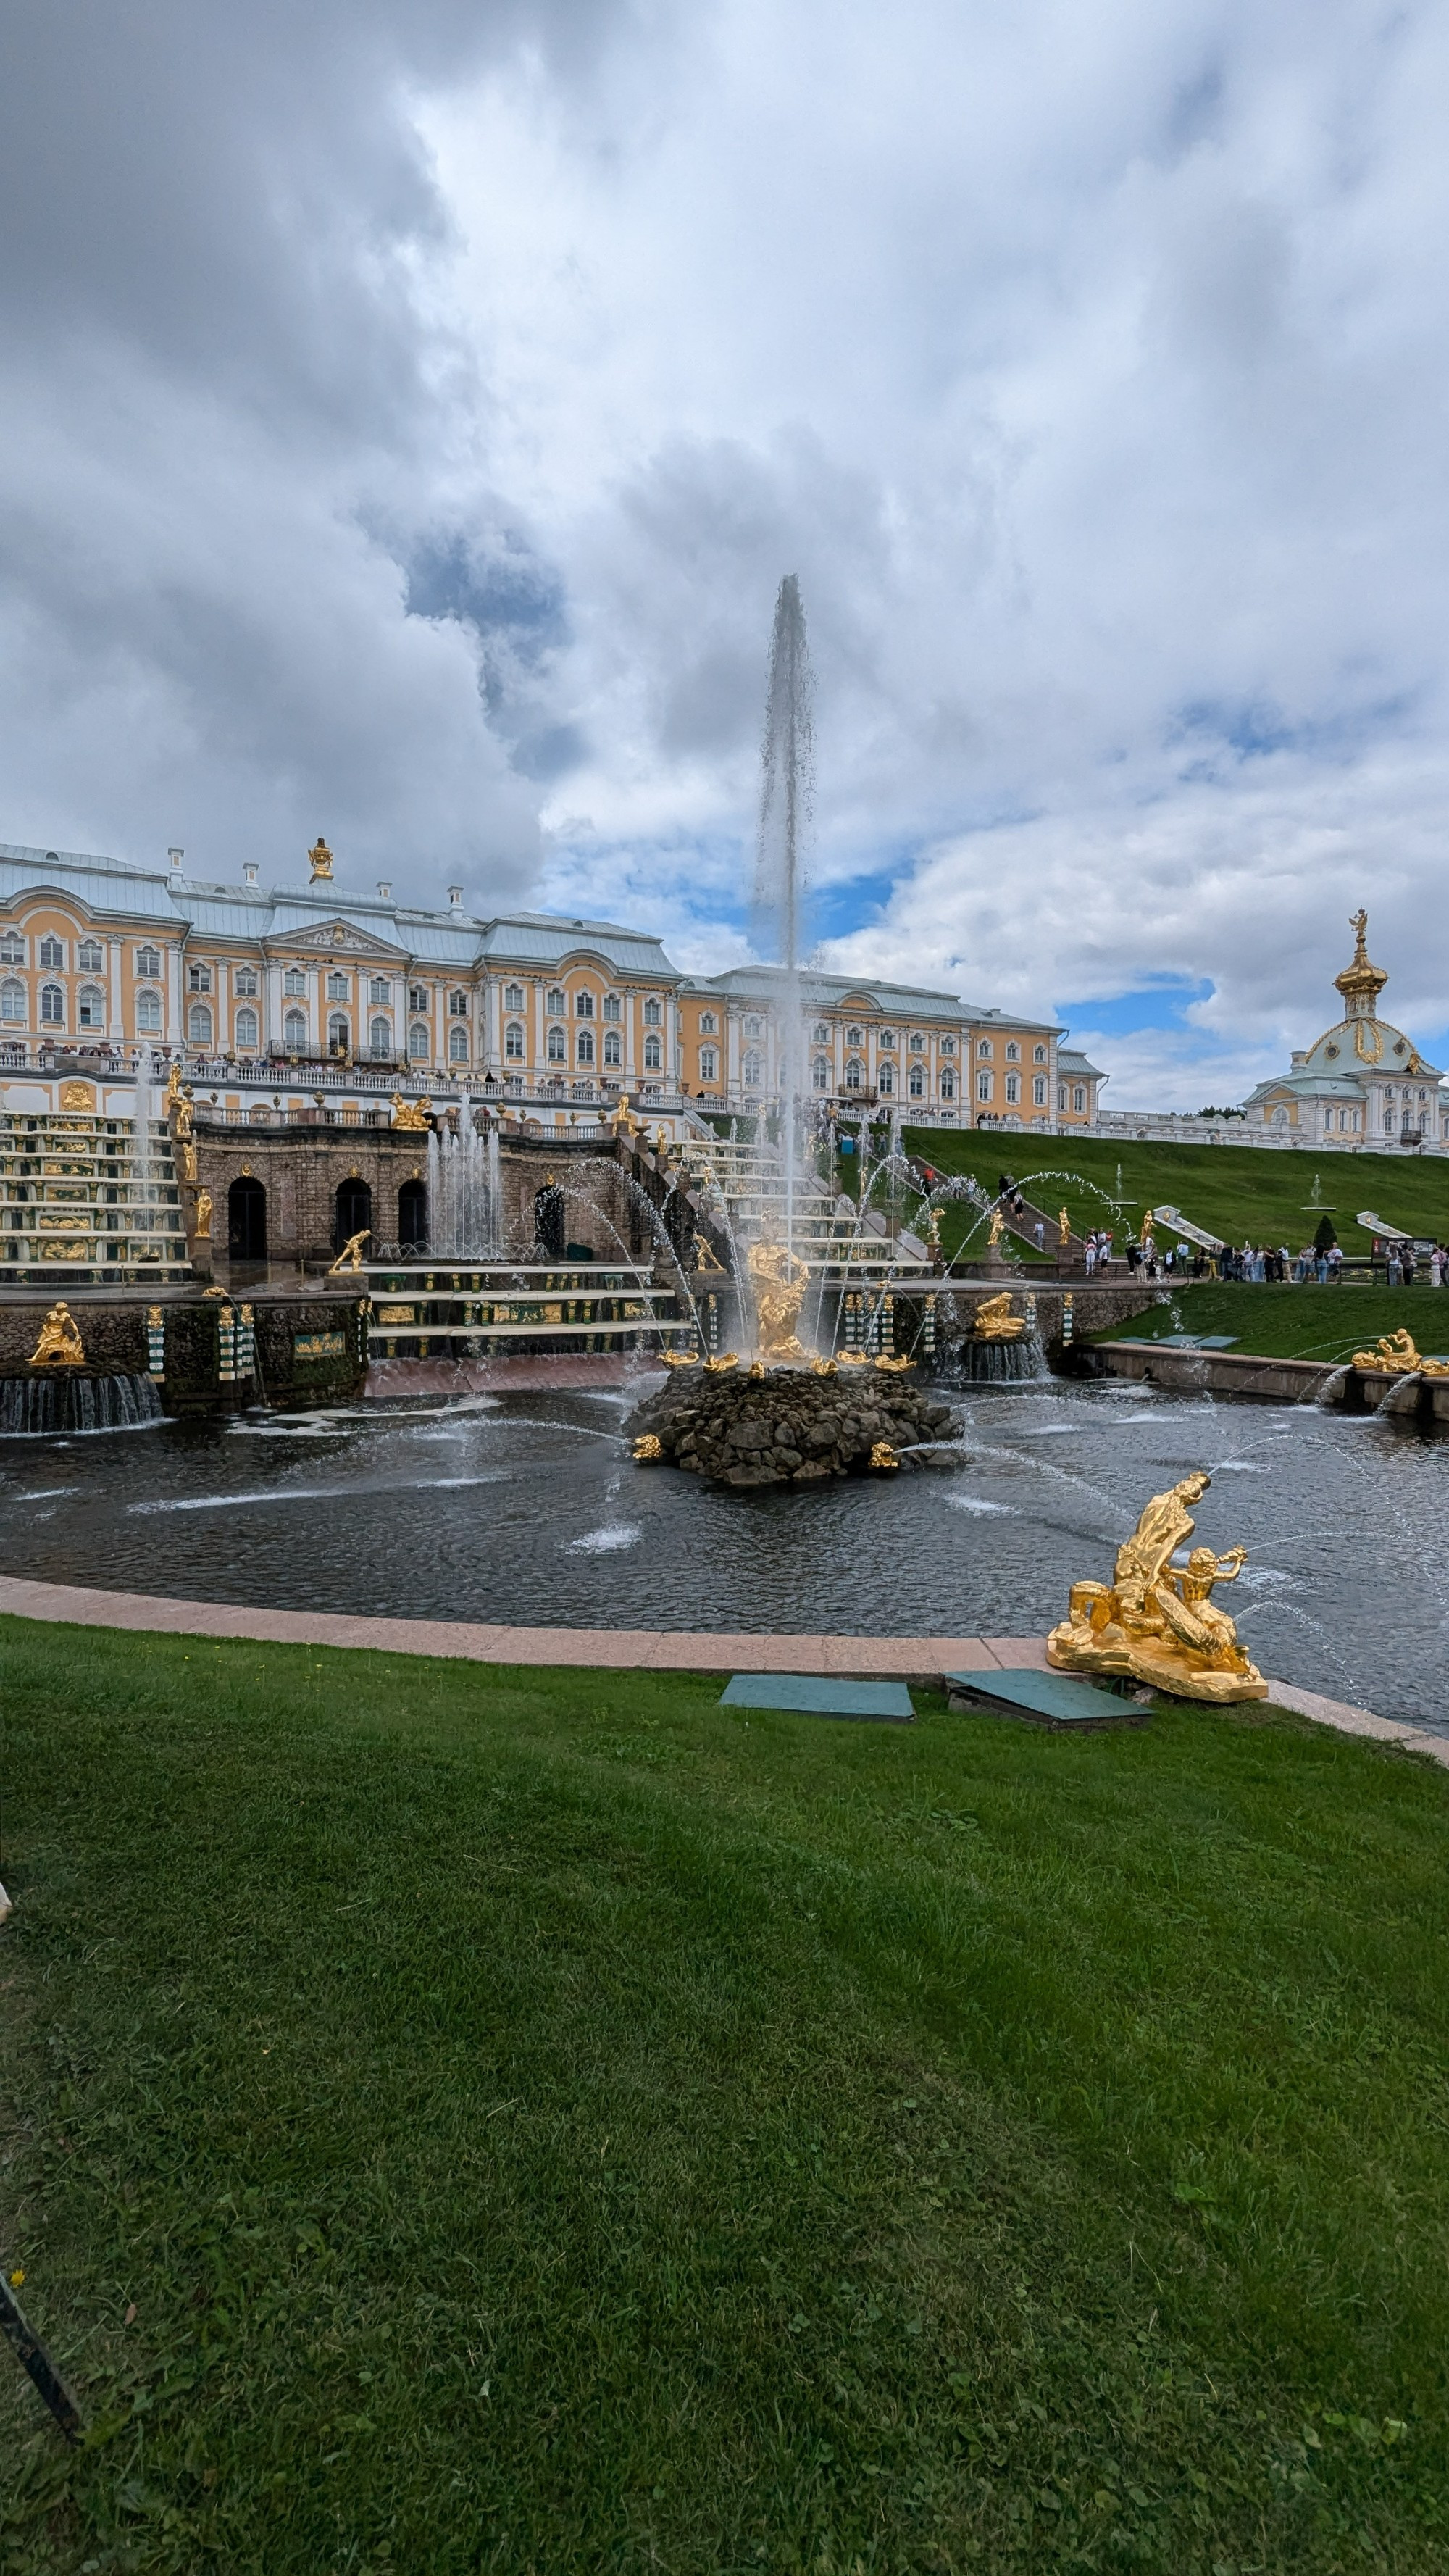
<box><xmin>1333</xmin><ymin>908</ymin><xmax>1389</xmax><ymax>1015</ymax></box>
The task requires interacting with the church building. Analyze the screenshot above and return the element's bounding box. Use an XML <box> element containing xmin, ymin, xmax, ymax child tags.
<box><xmin>1243</xmin><ymin>913</ymin><xmax>1449</xmax><ymax>1150</ymax></box>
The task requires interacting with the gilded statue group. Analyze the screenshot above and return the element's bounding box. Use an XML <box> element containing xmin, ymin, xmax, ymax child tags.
<box><xmin>1048</xmin><ymin>1471</ymin><xmax>1267</xmax><ymax>1703</ymax></box>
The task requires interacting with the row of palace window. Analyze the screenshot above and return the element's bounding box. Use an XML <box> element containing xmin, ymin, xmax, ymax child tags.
<box><xmin>979</xmin><ymin>1071</ymin><xmax>1052</xmax><ymax>1106</ymax></box>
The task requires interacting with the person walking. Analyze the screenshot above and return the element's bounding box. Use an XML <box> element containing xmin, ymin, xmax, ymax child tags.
<box><xmin>1432</xmin><ymin>1242</ymin><xmax>1445</xmax><ymax>1289</ymax></box>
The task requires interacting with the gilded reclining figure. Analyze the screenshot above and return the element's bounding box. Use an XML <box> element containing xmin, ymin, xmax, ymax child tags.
<box><xmin>1046</xmin><ymin>1471</ymin><xmax>1268</xmax><ymax>1704</ymax></box>
<box><xmin>1352</xmin><ymin>1328</ymin><xmax>1449</xmax><ymax>1379</ymax></box>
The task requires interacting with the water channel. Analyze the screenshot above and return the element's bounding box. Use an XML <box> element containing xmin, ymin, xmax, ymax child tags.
<box><xmin>1</xmin><ymin>1370</ymin><xmax>1442</xmax><ymax>1728</ymax></box>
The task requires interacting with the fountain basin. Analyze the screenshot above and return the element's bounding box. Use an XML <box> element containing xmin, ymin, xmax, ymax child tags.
<box><xmin>630</xmin><ymin>1364</ymin><xmax>961</xmax><ymax>1490</ymax></box>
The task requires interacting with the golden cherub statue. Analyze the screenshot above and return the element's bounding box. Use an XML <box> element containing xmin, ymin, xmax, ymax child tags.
<box><xmin>970</xmin><ymin>1291</ymin><xmax>1024</xmax><ymax>1341</ymax></box>
<box><xmin>747</xmin><ymin>1239</ymin><xmax>813</xmax><ymax>1362</ymax></box>
<box><xmin>30</xmin><ymin>1301</ymin><xmax>85</xmax><ymax>1366</ymax></box>
<box><xmin>192</xmin><ymin>1188</ymin><xmax>213</xmax><ymax>1239</ymax></box>
<box><xmin>391</xmin><ymin>1092</ymin><xmax>429</xmax><ymax>1131</ymax></box>
<box><xmin>1353</xmin><ymin>1328</ymin><xmax>1449</xmax><ymax>1379</ymax></box>
<box><xmin>1046</xmin><ymin>1472</ymin><xmax>1267</xmax><ymax>1703</ymax></box>
<box><xmin>329</xmin><ymin>1227</ymin><xmax>372</xmax><ymax>1275</ymax></box>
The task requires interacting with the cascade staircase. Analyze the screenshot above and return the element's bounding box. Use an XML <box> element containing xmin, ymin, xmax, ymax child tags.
<box><xmin>676</xmin><ymin>1127</ymin><xmax>931</xmax><ymax>1275</ymax></box>
<box><xmin>0</xmin><ymin>1105</ymin><xmax>191</xmax><ymax>1286</ymax></box>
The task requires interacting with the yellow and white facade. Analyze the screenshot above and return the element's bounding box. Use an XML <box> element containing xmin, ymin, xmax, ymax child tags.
<box><xmin>1243</xmin><ymin>913</ymin><xmax>1449</xmax><ymax>1151</ymax></box>
<box><xmin>0</xmin><ymin>838</ymin><xmax>1103</xmax><ymax>1130</ymax></box>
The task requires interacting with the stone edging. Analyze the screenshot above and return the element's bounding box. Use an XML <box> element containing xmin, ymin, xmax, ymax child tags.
<box><xmin>0</xmin><ymin>1576</ymin><xmax>1442</xmax><ymax>1767</ymax></box>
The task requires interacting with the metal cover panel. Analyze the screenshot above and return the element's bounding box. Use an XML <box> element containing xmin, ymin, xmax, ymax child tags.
<box><xmin>720</xmin><ymin>1674</ymin><xmax>914</xmax><ymax>1722</ymax></box>
<box><xmin>944</xmin><ymin>1668</ymin><xmax>1135</xmax><ymax>1725</ymax></box>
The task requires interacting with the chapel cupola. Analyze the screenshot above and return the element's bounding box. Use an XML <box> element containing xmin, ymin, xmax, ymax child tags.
<box><xmin>1333</xmin><ymin>908</ymin><xmax>1389</xmax><ymax>1017</ymax></box>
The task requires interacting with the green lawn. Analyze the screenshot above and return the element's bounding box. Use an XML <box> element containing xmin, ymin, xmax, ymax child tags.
<box><xmin>4</xmin><ymin>1622</ymin><xmax>1449</xmax><ymax>2572</ymax></box>
<box><xmin>1085</xmin><ymin>1280</ymin><xmax>1449</xmax><ymax>1363</ymax></box>
<box><xmin>893</xmin><ymin>1127</ymin><xmax>1449</xmax><ymax>1262</ymax></box>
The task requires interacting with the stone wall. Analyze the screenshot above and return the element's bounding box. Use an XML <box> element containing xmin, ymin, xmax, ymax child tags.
<box><xmin>0</xmin><ymin>1290</ymin><xmax>368</xmax><ymax>1412</ymax></box>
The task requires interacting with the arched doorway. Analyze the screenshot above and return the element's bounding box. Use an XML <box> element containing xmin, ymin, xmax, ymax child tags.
<box><xmin>227</xmin><ymin>1174</ymin><xmax>267</xmax><ymax>1261</ymax></box>
<box><xmin>534</xmin><ymin>1175</ymin><xmax>566</xmax><ymax>1259</ymax></box>
<box><xmin>334</xmin><ymin>1176</ymin><xmax>372</xmax><ymax>1254</ymax></box>
<box><xmin>398</xmin><ymin>1177</ymin><xmax>427</xmax><ymax>1250</ymax></box>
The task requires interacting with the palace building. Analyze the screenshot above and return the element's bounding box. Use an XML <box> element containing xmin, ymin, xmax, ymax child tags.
<box><xmin>1242</xmin><ymin>912</ymin><xmax>1449</xmax><ymax>1150</ymax></box>
<box><xmin>0</xmin><ymin>836</ymin><xmax>1103</xmax><ymax>1130</ymax></box>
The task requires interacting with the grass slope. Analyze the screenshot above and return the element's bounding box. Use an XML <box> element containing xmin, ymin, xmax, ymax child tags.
<box><xmin>4</xmin><ymin>1622</ymin><xmax>1449</xmax><ymax>2573</ymax></box>
<box><xmin>1086</xmin><ymin>1280</ymin><xmax>1449</xmax><ymax>1363</ymax></box>
<box><xmin>897</xmin><ymin>1127</ymin><xmax>1449</xmax><ymax>1262</ymax></box>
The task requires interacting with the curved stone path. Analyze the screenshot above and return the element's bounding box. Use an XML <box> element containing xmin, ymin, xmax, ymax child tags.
<box><xmin>0</xmin><ymin>1575</ymin><xmax>1442</xmax><ymax>1767</ymax></box>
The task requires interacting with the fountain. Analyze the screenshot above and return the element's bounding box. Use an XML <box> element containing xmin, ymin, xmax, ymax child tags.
<box><xmin>426</xmin><ymin>1104</ymin><xmax>499</xmax><ymax>1258</ymax></box>
<box><xmin>753</xmin><ymin>573</ymin><xmax>813</xmax><ymax>1297</ymax></box>
<box><xmin>1047</xmin><ymin>1471</ymin><xmax>1269</xmax><ymax>1704</ymax></box>
<box><xmin>0</xmin><ymin>1299</ymin><xmax>164</xmax><ymax>1435</ymax></box>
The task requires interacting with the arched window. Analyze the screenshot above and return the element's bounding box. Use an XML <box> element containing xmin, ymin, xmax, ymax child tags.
<box><xmin>369</xmin><ymin>1015</ymin><xmax>392</xmax><ymax>1059</ymax></box>
<box><xmin>813</xmin><ymin>1022</ymin><xmax>830</xmax><ymax>1044</ymax></box>
<box><xmin>1006</xmin><ymin>1041</ymin><xmax>1020</xmax><ymax>1062</ymax></box>
<box><xmin>135</xmin><ymin>945</ymin><xmax>160</xmax><ymax>977</ymax></box>
<box><xmin>1004</xmin><ymin>1073</ymin><xmax>1019</xmax><ymax>1104</ymax></box>
<box><xmin>844</xmin><ymin>1025</ymin><xmax>864</xmax><ymax>1048</ymax></box>
<box><xmin>977</xmin><ymin>1038</ymin><xmax>993</xmax><ymax>1059</ymax></box>
<box><xmin>38</xmin><ymin>935</ymin><xmax>64</xmax><ymax>970</ymax></box>
<box><xmin>327</xmin><ymin>972</ymin><xmax>349</xmax><ymax>1001</ymax></box>
<box><xmin>334</xmin><ymin>1176</ymin><xmax>372</xmax><ymax>1253</ymax></box>
<box><xmin>449</xmin><ymin>989</ymin><xmax>468</xmax><ymax>1017</ymax></box>
<box><xmin>1072</xmin><ymin>1085</ymin><xmax>1086</xmax><ymax>1114</ymax></box>
<box><xmin>642</xmin><ymin>996</ymin><xmax>662</xmax><ymax>1026</ymax></box>
<box><xmin>409</xmin><ymin>1022</ymin><xmax>430</xmax><ymax>1060</ymax></box>
<box><xmin>505</xmin><ymin>1020</ymin><xmax>525</xmax><ymax>1061</ymax></box>
<box><xmin>978</xmin><ymin>1072</ymin><xmax>993</xmax><ymax>1104</ymax></box>
<box><xmin>602</xmin><ymin>992</ymin><xmax>622</xmax><ymax>1022</ymax></box>
<box><xmin>227</xmin><ymin>1175</ymin><xmax>267</xmax><ymax>1260</ymax></box>
<box><xmin>743</xmin><ymin>1050</ymin><xmax>762</xmax><ymax>1087</ymax></box>
<box><xmin>878</xmin><ymin>1062</ymin><xmax>894</xmax><ymax>1095</ymax></box>
<box><xmin>575</xmin><ymin>989</ymin><xmax>594</xmax><ymax>1019</ymax></box>
<box><xmin>909</xmin><ymin>1032</ymin><xmax>926</xmax><ymax>1054</ymax></box>
<box><xmin>812</xmin><ymin>1056</ymin><xmax>830</xmax><ymax>1091</ymax></box>
<box><xmin>878</xmin><ymin>1028</ymin><xmax>895</xmax><ymax>1050</ymax></box>
<box><xmin>940</xmin><ymin>1070</ymin><xmax>956</xmax><ymax>1100</ymax></box>
<box><xmin>0</xmin><ymin>932</ymin><xmax>23</xmax><ymax>965</ymax></box>
<box><xmin>698</xmin><ymin>1046</ymin><xmax>719</xmax><ymax>1083</ymax></box>
<box><xmin>603</xmin><ymin>1028</ymin><xmax>622</xmax><ymax>1067</ymax></box>
<box><xmin>188</xmin><ymin>1002</ymin><xmax>212</xmax><ymax>1044</ymax></box>
<box><xmin>369</xmin><ymin>977</ymin><xmax>391</xmax><ymax>1006</ymax></box>
<box><xmin>547</xmin><ymin>1025</ymin><xmax>567</xmax><ymax>1063</ymax></box>
<box><xmin>409</xmin><ymin>984</ymin><xmax>428</xmax><ymax>1014</ymax></box>
<box><xmin>576</xmin><ymin>1028</ymin><xmax>595</xmax><ymax>1067</ymax></box>
<box><xmin>744</xmin><ymin>1014</ymin><xmax>764</xmax><ymax>1038</ymax></box>
<box><xmin>448</xmin><ymin>1025</ymin><xmax>469</xmax><ymax>1063</ymax></box>
<box><xmin>398</xmin><ymin>1177</ymin><xmax>427</xmax><ymax>1250</ymax></box>
<box><xmin>78</xmin><ymin>939</ymin><xmax>103</xmax><ymax>972</ymax></box>
<box><xmin>283</xmin><ymin>967</ymin><xmax>306</xmax><ymax>997</ymax></box>
<box><xmin>188</xmin><ymin>962</ymin><xmax>212</xmax><ymax>993</ymax></box>
<box><xmin>40</xmin><ymin>983</ymin><xmax>64</xmax><ymax>1025</ymax></box>
<box><xmin>504</xmin><ymin>983</ymin><xmax>525</xmax><ymax>1012</ymax></box>
<box><xmin>844</xmin><ymin>1057</ymin><xmax>863</xmax><ymax>1091</ymax></box>
<box><xmin>136</xmin><ymin>990</ymin><xmax>162</xmax><ymax>1033</ymax></box>
<box><xmin>1271</xmin><ymin>1105</ymin><xmax>1288</xmax><ymax>1127</ymax></box>
<box><xmin>1032</xmin><ymin>1075</ymin><xmax>1047</xmax><ymax>1106</ymax></box>
<box><xmin>78</xmin><ymin>984</ymin><xmax>107</xmax><ymax>1030</ymax></box>
<box><xmin>546</xmin><ymin>986</ymin><xmax>565</xmax><ymax>1016</ymax></box>
<box><xmin>1034</xmin><ymin>1043</ymin><xmax>1047</xmax><ymax>1064</ymax></box>
<box><xmin>284</xmin><ymin>1007</ymin><xmax>306</xmax><ymax>1050</ymax></box>
<box><xmin>698</xmin><ymin>1011</ymin><xmax>717</xmax><ymax>1035</ymax></box>
<box><xmin>234</xmin><ymin>966</ymin><xmax>258</xmax><ymax>996</ymax></box>
<box><xmin>643</xmin><ymin>1033</ymin><xmax>663</xmax><ymax>1070</ymax></box>
<box><xmin>329</xmin><ymin>1013</ymin><xmax>351</xmax><ymax>1054</ymax></box>
<box><xmin>909</xmin><ymin>1064</ymin><xmax>925</xmax><ymax>1099</ymax></box>
<box><xmin>0</xmin><ymin>978</ymin><xmax>25</xmax><ymax>1022</ymax></box>
<box><xmin>235</xmin><ymin>1006</ymin><xmax>259</xmax><ymax>1050</ymax></box>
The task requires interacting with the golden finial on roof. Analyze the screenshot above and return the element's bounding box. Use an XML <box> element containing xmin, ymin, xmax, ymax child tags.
<box><xmin>308</xmin><ymin>836</ymin><xmax>334</xmax><ymax>882</ymax></box>
<box><xmin>1334</xmin><ymin>906</ymin><xmax>1388</xmax><ymax>1015</ymax></box>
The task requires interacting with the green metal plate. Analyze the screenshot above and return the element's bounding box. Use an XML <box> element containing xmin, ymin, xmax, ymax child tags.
<box><xmin>720</xmin><ymin>1674</ymin><xmax>914</xmax><ymax>1723</ymax></box>
<box><xmin>944</xmin><ymin>1667</ymin><xmax>1143</xmax><ymax>1726</ymax></box>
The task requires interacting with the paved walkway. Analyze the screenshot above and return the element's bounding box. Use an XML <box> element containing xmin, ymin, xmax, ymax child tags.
<box><xmin>0</xmin><ymin>1575</ymin><xmax>1443</xmax><ymax>1767</ymax></box>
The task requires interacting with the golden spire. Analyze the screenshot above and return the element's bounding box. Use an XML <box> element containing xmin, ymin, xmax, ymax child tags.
<box><xmin>1333</xmin><ymin>907</ymin><xmax>1388</xmax><ymax>1017</ymax></box>
<box><xmin>307</xmin><ymin>836</ymin><xmax>334</xmax><ymax>883</ymax></box>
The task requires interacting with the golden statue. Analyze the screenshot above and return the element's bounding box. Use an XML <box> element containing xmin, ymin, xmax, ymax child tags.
<box><xmin>970</xmin><ymin>1291</ymin><xmax>1024</xmax><ymax>1341</ymax></box>
<box><xmin>193</xmin><ymin>1188</ymin><xmax>213</xmax><ymax>1239</ymax></box>
<box><xmin>308</xmin><ymin>836</ymin><xmax>334</xmax><ymax>882</ymax></box>
<box><xmin>661</xmin><ymin>1349</ymin><xmax>700</xmax><ymax>1367</ymax></box>
<box><xmin>653</xmin><ymin>1127</ymin><xmax>669</xmax><ymax>1154</ymax></box>
<box><xmin>612</xmin><ymin>1096</ymin><xmax>642</xmax><ymax>1138</ymax></box>
<box><xmin>391</xmin><ymin>1092</ymin><xmax>429</xmax><ymax>1131</ymax></box>
<box><xmin>704</xmin><ymin>1351</ymin><xmax>738</xmax><ymax>1374</ymax></box>
<box><xmin>1046</xmin><ymin>1472</ymin><xmax>1267</xmax><ymax>1704</ymax></box>
<box><xmin>869</xmin><ymin>1441</ymin><xmax>900</xmax><ymax>1471</ymax></box>
<box><xmin>30</xmin><ymin>1301</ymin><xmax>85</xmax><ymax>1366</ymax></box>
<box><xmin>329</xmin><ymin>1228</ymin><xmax>371</xmax><ymax>1275</ymax></box>
<box><xmin>632</xmin><ymin>1434</ymin><xmax>662</xmax><ymax>1462</ymax></box>
<box><xmin>164</xmin><ymin>1062</ymin><xmax>183</xmax><ymax>1109</ymax></box>
<box><xmin>836</xmin><ymin>1349</ymin><xmax>870</xmax><ymax>1367</ymax></box>
<box><xmin>874</xmin><ymin>1353</ymin><xmax>913</xmax><ymax>1372</ymax></box>
<box><xmin>178</xmin><ymin>1137</ymin><xmax>198</xmax><ymax>1183</ymax></box>
<box><xmin>692</xmin><ymin>1232</ymin><xmax>726</xmax><ymax>1273</ymax></box>
<box><xmin>1353</xmin><ymin>1328</ymin><xmax>1449</xmax><ymax>1378</ymax></box>
<box><xmin>173</xmin><ymin>1089</ymin><xmax>193</xmax><ymax>1141</ymax></box>
<box><xmin>924</xmin><ymin>1204</ymin><xmax>942</xmax><ymax>1251</ymax></box>
<box><xmin>987</xmin><ymin>1207</ymin><xmax>1006</xmax><ymax>1246</ymax></box>
<box><xmin>1058</xmin><ymin>1206</ymin><xmax>1072</xmax><ymax>1246</ymax></box>
<box><xmin>811</xmin><ymin>1356</ymin><xmax>838</xmax><ymax>1376</ymax></box>
<box><xmin>747</xmin><ymin>1240</ymin><xmax>812</xmax><ymax>1362</ymax></box>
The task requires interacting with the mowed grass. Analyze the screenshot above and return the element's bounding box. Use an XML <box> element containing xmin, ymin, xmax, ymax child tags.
<box><xmin>896</xmin><ymin>1127</ymin><xmax>1449</xmax><ymax>1263</ymax></box>
<box><xmin>4</xmin><ymin>1622</ymin><xmax>1449</xmax><ymax>2573</ymax></box>
<box><xmin>1085</xmin><ymin>1280</ymin><xmax>1449</xmax><ymax>1363</ymax></box>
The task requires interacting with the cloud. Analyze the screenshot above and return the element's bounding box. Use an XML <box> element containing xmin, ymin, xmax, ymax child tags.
<box><xmin>2</xmin><ymin>0</ymin><xmax>1448</xmax><ymax>1109</ymax></box>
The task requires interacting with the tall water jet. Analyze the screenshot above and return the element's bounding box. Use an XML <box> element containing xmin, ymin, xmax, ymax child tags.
<box><xmin>753</xmin><ymin>574</ymin><xmax>814</xmax><ymax>1285</ymax></box>
<box><xmin>426</xmin><ymin>1103</ymin><xmax>498</xmax><ymax>1257</ymax></box>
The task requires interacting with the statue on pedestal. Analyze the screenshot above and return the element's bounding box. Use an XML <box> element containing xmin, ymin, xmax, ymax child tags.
<box><xmin>1047</xmin><ymin>1472</ymin><xmax>1267</xmax><ymax>1702</ymax></box>
<box><xmin>329</xmin><ymin>1228</ymin><xmax>371</xmax><ymax>1275</ymax></box>
<box><xmin>391</xmin><ymin>1093</ymin><xmax>429</xmax><ymax>1132</ymax></box>
<box><xmin>747</xmin><ymin>1240</ymin><xmax>812</xmax><ymax>1362</ymax></box>
<box><xmin>30</xmin><ymin>1302</ymin><xmax>85</xmax><ymax>1366</ymax></box>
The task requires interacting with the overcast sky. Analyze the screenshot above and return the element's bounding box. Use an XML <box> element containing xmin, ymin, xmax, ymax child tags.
<box><xmin>2</xmin><ymin>0</ymin><xmax>1445</xmax><ymax>1102</ymax></box>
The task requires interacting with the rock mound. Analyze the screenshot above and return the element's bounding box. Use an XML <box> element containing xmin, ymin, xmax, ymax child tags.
<box><xmin>630</xmin><ymin>1365</ymin><xmax>962</xmax><ymax>1490</ymax></box>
